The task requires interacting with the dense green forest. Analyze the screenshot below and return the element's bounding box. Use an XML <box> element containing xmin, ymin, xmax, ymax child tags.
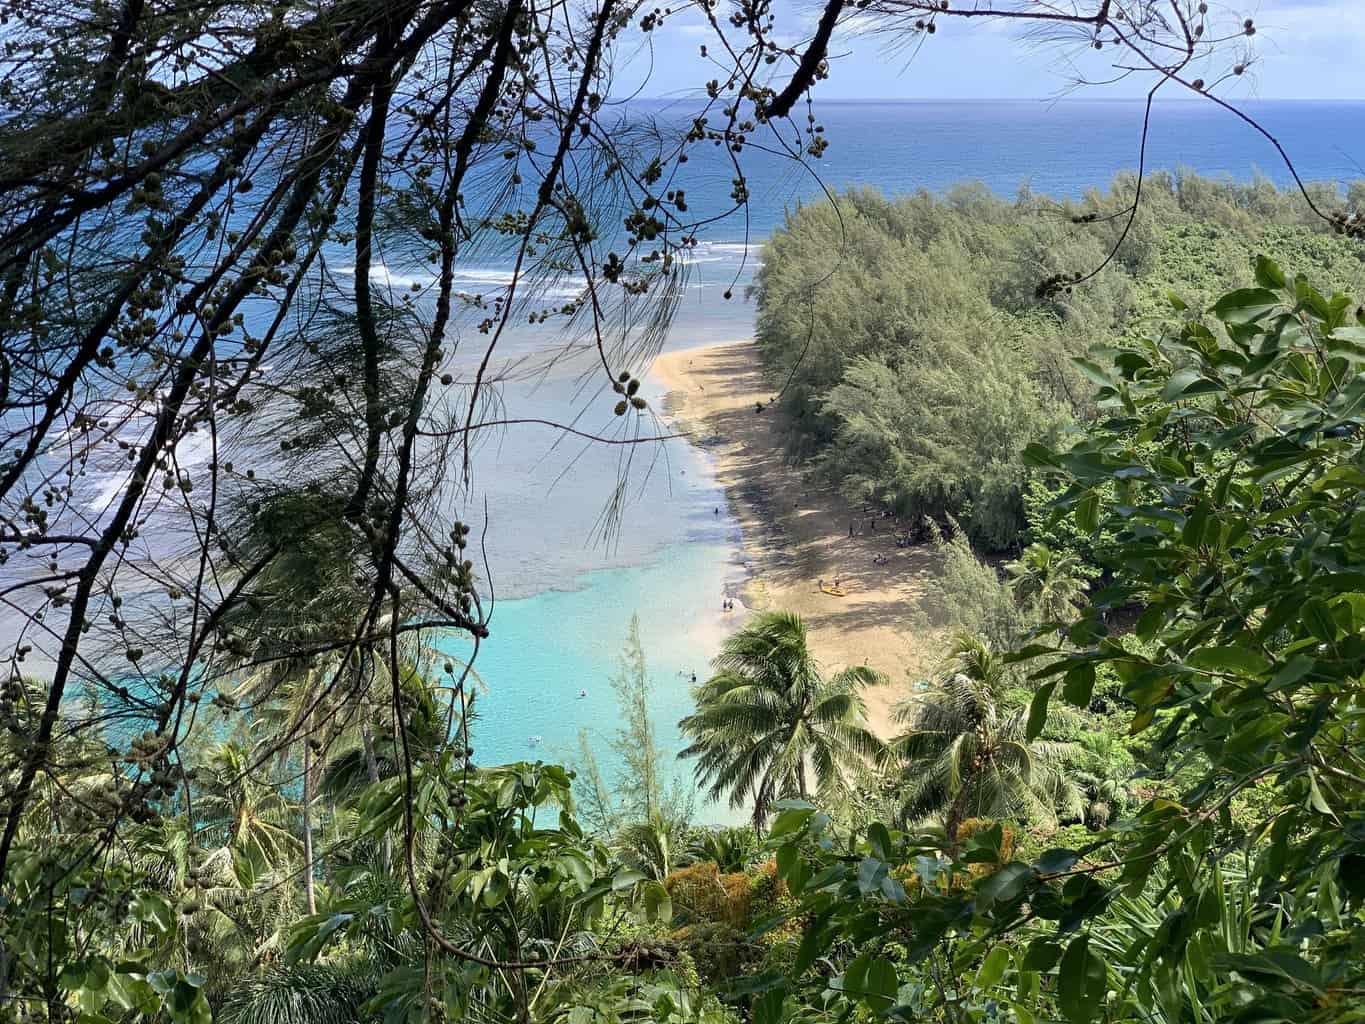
<box><xmin>4</xmin><ymin>0</ymin><xmax>1365</xmax><ymax>1021</ymax></box>
<box><xmin>753</xmin><ymin>174</ymin><xmax>1365</xmax><ymax>547</ymax></box>
<box><xmin>7</xmin><ymin>264</ymin><xmax>1365</xmax><ymax>1024</ymax></box>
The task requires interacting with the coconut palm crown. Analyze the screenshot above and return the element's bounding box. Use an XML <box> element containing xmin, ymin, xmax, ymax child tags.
<box><xmin>679</xmin><ymin>611</ymin><xmax>885</xmax><ymax>829</ymax></box>
<box><xmin>887</xmin><ymin>633</ymin><xmax>1082</xmax><ymax>842</ymax></box>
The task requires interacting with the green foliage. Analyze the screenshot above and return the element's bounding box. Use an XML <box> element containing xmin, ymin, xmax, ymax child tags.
<box><xmin>679</xmin><ymin>612</ymin><xmax>886</xmax><ymax>828</ymax></box>
<box><xmin>683</xmin><ymin>827</ymin><xmax>761</xmax><ymax>873</ymax></box>
<box><xmin>755</xmin><ymin>177</ymin><xmax>1365</xmax><ymax>548</ymax></box>
<box><xmin>887</xmin><ymin>634</ymin><xmax>1083</xmax><ymax>837</ymax></box>
<box><xmin>609</xmin><ymin>615</ymin><xmax>671</xmax><ymax>823</ymax></box>
<box><xmin>917</xmin><ymin>523</ymin><xmax>1038</xmax><ymax>650</ymax></box>
<box><xmin>737</xmin><ymin>269</ymin><xmax>1365</xmax><ymax>1024</ymax></box>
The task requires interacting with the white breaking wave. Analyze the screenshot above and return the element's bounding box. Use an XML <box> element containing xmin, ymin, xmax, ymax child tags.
<box><xmin>677</xmin><ymin>241</ymin><xmax>765</xmax><ymax>269</ymax></box>
<box><xmin>337</xmin><ymin>262</ymin><xmax>587</xmax><ymax>300</ymax></box>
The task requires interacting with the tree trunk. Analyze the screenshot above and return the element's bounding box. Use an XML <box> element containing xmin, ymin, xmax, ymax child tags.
<box><xmin>944</xmin><ymin>783</ymin><xmax>970</xmax><ymax>857</ymax></box>
<box><xmin>361</xmin><ymin>722</ymin><xmax>382</xmax><ymax>784</ymax></box>
<box><xmin>301</xmin><ymin>741</ymin><xmax>317</xmax><ymax>915</ymax></box>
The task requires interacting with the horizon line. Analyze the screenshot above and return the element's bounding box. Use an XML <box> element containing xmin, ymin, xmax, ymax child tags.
<box><xmin>628</xmin><ymin>95</ymin><xmax>1362</xmax><ymax>105</ymax></box>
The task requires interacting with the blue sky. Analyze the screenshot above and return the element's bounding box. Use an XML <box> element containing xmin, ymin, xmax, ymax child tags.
<box><xmin>614</xmin><ymin>1</ymin><xmax>1365</xmax><ymax>101</ymax></box>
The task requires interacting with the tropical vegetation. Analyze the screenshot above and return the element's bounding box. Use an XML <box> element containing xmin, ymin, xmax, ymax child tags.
<box><xmin>4</xmin><ymin>0</ymin><xmax>1365</xmax><ymax>1020</ymax></box>
<box><xmin>754</xmin><ymin>176</ymin><xmax>1365</xmax><ymax>547</ymax></box>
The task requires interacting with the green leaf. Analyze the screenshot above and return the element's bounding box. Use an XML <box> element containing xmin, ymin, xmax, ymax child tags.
<box><xmin>1058</xmin><ymin>934</ymin><xmax>1105</xmax><ymax>1024</ymax></box>
<box><xmin>1027</xmin><ymin>681</ymin><xmax>1056</xmax><ymax>741</ymax></box>
<box><xmin>1307</xmin><ymin>770</ymin><xmax>1336</xmax><ymax>819</ymax></box>
<box><xmin>1182</xmin><ymin>501</ymin><xmax>1209</xmax><ymax>546</ymax></box>
<box><xmin>1300</xmin><ymin>598</ymin><xmax>1338</xmax><ymax>643</ymax></box>
<box><xmin>1035</xmin><ymin>848</ymin><xmax>1081</xmax><ymax>875</ymax></box>
<box><xmin>962</xmin><ymin>822</ymin><xmax>1006</xmax><ymax>864</ymax></box>
<box><xmin>611</xmin><ymin>868</ymin><xmax>646</xmax><ymax>891</ymax></box>
<box><xmin>642</xmin><ymin>880</ymin><xmax>672</xmax><ymax>924</ymax></box>
<box><xmin>976</xmin><ymin>945</ymin><xmax>1011</xmax><ymax>989</ymax></box>
<box><xmin>794</xmin><ymin>918</ymin><xmax>831</xmax><ymax>975</ymax></box>
<box><xmin>1075</xmin><ymin>492</ymin><xmax>1099</xmax><ymax>534</ymax></box>
<box><xmin>1269</xmin><ymin>655</ymin><xmax>1315</xmax><ymax>691</ymax></box>
<box><xmin>1022</xmin><ymin>443</ymin><xmax>1061</xmax><ymax>469</ymax></box>
<box><xmin>1062</xmin><ymin>664</ymin><xmax>1095</xmax><ymax>708</ymax></box>
<box><xmin>862</xmin><ymin>958</ymin><xmax>899</xmax><ymax>1014</ymax></box>
<box><xmin>857</xmin><ymin>856</ymin><xmax>888</xmax><ymax>895</ymax></box>
<box><xmin>1161</xmin><ymin>367</ymin><xmax>1222</xmax><ymax>400</ymax></box>
<box><xmin>1213</xmin><ymin>287</ymin><xmax>1281</xmax><ymax>324</ymax></box>
<box><xmin>1211</xmin><ymin>949</ymin><xmax>1323</xmax><ymax>994</ymax></box>
<box><xmin>867</xmin><ymin>822</ymin><xmax>893</xmax><ymax>862</ymax></box>
<box><xmin>1187</xmin><ymin>646</ymin><xmax>1270</xmax><ymax>677</ymax></box>
<box><xmin>131</xmin><ymin>894</ymin><xmax>174</xmax><ymax>934</ymax></box>
<box><xmin>1255</xmin><ymin>256</ymin><xmax>1287</xmax><ymax>290</ymax></box>
<box><xmin>1072</xmin><ymin>358</ymin><xmax>1115</xmax><ymax>389</ymax></box>
<box><xmin>753</xmin><ymin>987</ymin><xmax>788</xmax><ymax>1024</ymax></box>
<box><xmin>975</xmin><ymin>862</ymin><xmax>1033</xmax><ymax>908</ymax></box>
<box><xmin>1023</xmin><ymin>939</ymin><xmax>1063</xmax><ymax>972</ymax></box>
<box><xmin>769</xmin><ymin>804</ymin><xmax>816</xmax><ymax>838</ymax></box>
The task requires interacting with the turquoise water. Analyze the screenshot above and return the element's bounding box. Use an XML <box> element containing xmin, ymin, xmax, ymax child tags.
<box><xmin>437</xmin><ymin>535</ymin><xmax>743</xmax><ymax>786</ymax></box>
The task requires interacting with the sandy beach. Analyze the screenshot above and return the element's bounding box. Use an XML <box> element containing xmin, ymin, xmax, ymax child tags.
<box><xmin>651</xmin><ymin>340</ymin><xmax>942</xmax><ymax>737</ymax></box>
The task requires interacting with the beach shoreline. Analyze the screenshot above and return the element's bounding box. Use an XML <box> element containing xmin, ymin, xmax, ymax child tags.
<box><xmin>649</xmin><ymin>340</ymin><xmax>940</xmax><ymax>737</ymax></box>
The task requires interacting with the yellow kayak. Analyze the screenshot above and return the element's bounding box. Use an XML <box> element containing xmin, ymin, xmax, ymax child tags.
<box><xmin>820</xmin><ymin>583</ymin><xmax>847</xmax><ymax>597</ymax></box>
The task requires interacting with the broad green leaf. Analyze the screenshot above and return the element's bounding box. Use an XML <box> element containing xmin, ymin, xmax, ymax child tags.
<box><xmin>131</xmin><ymin>894</ymin><xmax>174</xmax><ymax>934</ymax></box>
<box><xmin>1300</xmin><ymin>598</ymin><xmax>1338</xmax><ymax>643</ymax></box>
<box><xmin>1023</xmin><ymin>938</ymin><xmax>1062</xmax><ymax>972</ymax></box>
<box><xmin>753</xmin><ymin>987</ymin><xmax>788</xmax><ymax>1024</ymax></box>
<box><xmin>1187</xmin><ymin>646</ymin><xmax>1270</xmax><ymax>677</ymax></box>
<box><xmin>1075</xmin><ymin>492</ymin><xmax>1099</xmax><ymax>534</ymax></box>
<box><xmin>976</xmin><ymin>945</ymin><xmax>1011</xmax><ymax>989</ymax></box>
<box><xmin>867</xmin><ymin>822</ymin><xmax>893</xmax><ymax>862</ymax></box>
<box><xmin>1211</xmin><ymin>949</ymin><xmax>1323</xmax><ymax>994</ymax></box>
<box><xmin>975</xmin><ymin>862</ymin><xmax>1033</xmax><ymax>908</ymax></box>
<box><xmin>642</xmin><ymin>880</ymin><xmax>672</xmax><ymax>924</ymax></box>
<box><xmin>1062</xmin><ymin>664</ymin><xmax>1095</xmax><ymax>708</ymax></box>
<box><xmin>1034</xmin><ymin>848</ymin><xmax>1081</xmax><ymax>875</ymax></box>
<box><xmin>862</xmin><ymin>957</ymin><xmax>899</xmax><ymax>1014</ymax></box>
<box><xmin>857</xmin><ymin>857</ymin><xmax>888</xmax><ymax>895</ymax></box>
<box><xmin>1213</xmin><ymin>287</ymin><xmax>1281</xmax><ymax>324</ymax></box>
<box><xmin>769</xmin><ymin>804</ymin><xmax>816</xmax><ymax>838</ymax></box>
<box><xmin>1027</xmin><ymin>681</ymin><xmax>1056</xmax><ymax>741</ymax></box>
<box><xmin>1057</xmin><ymin>934</ymin><xmax>1105</xmax><ymax>1024</ymax></box>
<box><xmin>1255</xmin><ymin>255</ymin><xmax>1287</xmax><ymax>289</ymax></box>
<box><xmin>611</xmin><ymin>868</ymin><xmax>646</xmax><ymax>891</ymax></box>
<box><xmin>1162</xmin><ymin>367</ymin><xmax>1222</xmax><ymax>400</ymax></box>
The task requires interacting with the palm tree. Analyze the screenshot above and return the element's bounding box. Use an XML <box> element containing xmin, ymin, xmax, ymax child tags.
<box><xmin>196</xmin><ymin>740</ymin><xmax>301</xmax><ymax>876</ymax></box>
<box><xmin>221</xmin><ymin>488</ymin><xmax>449</xmax><ymax>910</ymax></box>
<box><xmin>886</xmin><ymin>633</ymin><xmax>1082</xmax><ymax>844</ymax></box>
<box><xmin>679</xmin><ymin>611</ymin><xmax>885</xmax><ymax>830</ymax></box>
<box><xmin>1005</xmin><ymin>542</ymin><xmax>1089</xmax><ymax>621</ymax></box>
